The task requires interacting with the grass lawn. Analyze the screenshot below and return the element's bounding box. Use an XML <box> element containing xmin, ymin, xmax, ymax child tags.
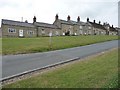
<box><xmin>3</xmin><ymin>48</ymin><xmax>118</xmax><ymax>88</ymax></box>
<box><xmin>2</xmin><ymin>35</ymin><xmax>118</xmax><ymax>55</ymax></box>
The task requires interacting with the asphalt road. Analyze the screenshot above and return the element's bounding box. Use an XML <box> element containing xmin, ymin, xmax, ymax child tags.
<box><xmin>2</xmin><ymin>40</ymin><xmax>118</xmax><ymax>79</ymax></box>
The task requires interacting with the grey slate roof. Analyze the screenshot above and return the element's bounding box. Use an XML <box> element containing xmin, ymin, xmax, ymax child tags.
<box><xmin>59</xmin><ymin>19</ymin><xmax>85</xmax><ymax>25</ymax></box>
<box><xmin>34</xmin><ymin>22</ymin><xmax>59</xmax><ymax>29</ymax></box>
<box><xmin>70</xmin><ymin>20</ymin><xmax>78</xmax><ymax>25</ymax></box>
<box><xmin>59</xmin><ymin>19</ymin><xmax>73</xmax><ymax>25</ymax></box>
<box><xmin>89</xmin><ymin>22</ymin><xmax>106</xmax><ymax>30</ymax></box>
<box><xmin>2</xmin><ymin>19</ymin><xmax>35</xmax><ymax>28</ymax></box>
<box><xmin>109</xmin><ymin>27</ymin><xmax>117</xmax><ymax>32</ymax></box>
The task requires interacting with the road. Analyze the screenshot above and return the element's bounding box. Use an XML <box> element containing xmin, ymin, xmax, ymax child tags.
<box><xmin>2</xmin><ymin>40</ymin><xmax>118</xmax><ymax>79</ymax></box>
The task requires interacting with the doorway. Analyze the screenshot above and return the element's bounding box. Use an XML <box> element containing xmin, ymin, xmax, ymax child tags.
<box><xmin>19</xmin><ymin>30</ymin><xmax>24</xmax><ymax>37</ymax></box>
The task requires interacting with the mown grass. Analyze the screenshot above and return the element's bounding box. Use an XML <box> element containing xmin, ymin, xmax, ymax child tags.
<box><xmin>3</xmin><ymin>48</ymin><xmax>118</xmax><ymax>88</ymax></box>
<box><xmin>2</xmin><ymin>35</ymin><xmax>118</xmax><ymax>55</ymax></box>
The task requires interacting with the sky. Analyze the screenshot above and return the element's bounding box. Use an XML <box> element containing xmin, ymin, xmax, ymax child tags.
<box><xmin>0</xmin><ymin>0</ymin><xmax>119</xmax><ymax>27</ymax></box>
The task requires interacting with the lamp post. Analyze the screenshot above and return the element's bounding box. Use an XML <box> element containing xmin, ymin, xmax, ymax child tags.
<box><xmin>49</xmin><ymin>31</ymin><xmax>52</xmax><ymax>49</ymax></box>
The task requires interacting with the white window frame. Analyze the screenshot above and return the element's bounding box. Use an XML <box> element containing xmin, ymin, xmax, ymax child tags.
<box><xmin>8</xmin><ymin>28</ymin><xmax>16</xmax><ymax>33</ymax></box>
<box><xmin>79</xmin><ymin>26</ymin><xmax>83</xmax><ymax>29</ymax></box>
<box><xmin>88</xmin><ymin>26</ymin><xmax>91</xmax><ymax>29</ymax></box>
<box><xmin>74</xmin><ymin>33</ymin><xmax>77</xmax><ymax>35</ymax></box>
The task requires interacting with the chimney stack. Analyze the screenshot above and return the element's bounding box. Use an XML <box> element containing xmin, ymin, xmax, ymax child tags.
<box><xmin>87</xmin><ymin>18</ymin><xmax>89</xmax><ymax>22</ymax></box>
<box><xmin>103</xmin><ymin>22</ymin><xmax>105</xmax><ymax>25</ymax></box>
<box><xmin>67</xmin><ymin>15</ymin><xmax>70</xmax><ymax>21</ymax></box>
<box><xmin>33</xmin><ymin>16</ymin><xmax>36</xmax><ymax>23</ymax></box>
<box><xmin>77</xmin><ymin>16</ymin><xmax>80</xmax><ymax>22</ymax></box>
<box><xmin>99</xmin><ymin>21</ymin><xmax>101</xmax><ymax>24</ymax></box>
<box><xmin>112</xmin><ymin>25</ymin><xmax>113</xmax><ymax>28</ymax></box>
<box><xmin>93</xmin><ymin>20</ymin><xmax>95</xmax><ymax>23</ymax></box>
<box><xmin>55</xmin><ymin>14</ymin><xmax>59</xmax><ymax>20</ymax></box>
<box><xmin>25</xmin><ymin>20</ymin><xmax>28</xmax><ymax>23</ymax></box>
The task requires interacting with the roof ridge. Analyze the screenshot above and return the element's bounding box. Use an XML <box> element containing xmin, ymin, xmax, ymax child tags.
<box><xmin>2</xmin><ymin>19</ymin><xmax>34</xmax><ymax>28</ymax></box>
<box><xmin>2</xmin><ymin>19</ymin><xmax>33</xmax><ymax>24</ymax></box>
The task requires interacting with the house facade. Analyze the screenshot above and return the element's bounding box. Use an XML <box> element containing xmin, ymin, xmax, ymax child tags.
<box><xmin>1</xmin><ymin>19</ymin><xmax>37</xmax><ymax>37</ymax></box>
<box><xmin>116</xmin><ymin>27</ymin><xmax>120</xmax><ymax>35</ymax></box>
<box><xmin>103</xmin><ymin>23</ymin><xmax>118</xmax><ymax>35</ymax></box>
<box><xmin>1</xmin><ymin>14</ymin><xmax>118</xmax><ymax>37</ymax></box>
<box><xmin>88</xmin><ymin>20</ymin><xmax>107</xmax><ymax>35</ymax></box>
<box><xmin>53</xmin><ymin>15</ymin><xmax>93</xmax><ymax>36</ymax></box>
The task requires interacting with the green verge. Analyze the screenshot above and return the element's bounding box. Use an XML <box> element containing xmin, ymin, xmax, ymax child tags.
<box><xmin>2</xmin><ymin>35</ymin><xmax>118</xmax><ymax>55</ymax></box>
<box><xmin>3</xmin><ymin>48</ymin><xmax>118</xmax><ymax>88</ymax></box>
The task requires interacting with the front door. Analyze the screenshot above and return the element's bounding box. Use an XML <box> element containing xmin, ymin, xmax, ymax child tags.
<box><xmin>19</xmin><ymin>30</ymin><xmax>24</xmax><ymax>37</ymax></box>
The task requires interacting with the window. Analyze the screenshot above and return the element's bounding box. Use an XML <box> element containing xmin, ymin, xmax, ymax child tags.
<box><xmin>56</xmin><ymin>31</ymin><xmax>59</xmax><ymax>36</ymax></box>
<box><xmin>99</xmin><ymin>31</ymin><xmax>101</xmax><ymax>35</ymax></box>
<box><xmin>69</xmin><ymin>26</ymin><xmax>72</xmax><ymax>29</ymax></box>
<box><xmin>88</xmin><ymin>31</ymin><xmax>91</xmax><ymax>34</ymax></box>
<box><xmin>27</xmin><ymin>31</ymin><xmax>34</xmax><ymax>35</ymax></box>
<box><xmin>79</xmin><ymin>30</ymin><xmax>82</xmax><ymax>34</ymax></box>
<box><xmin>88</xmin><ymin>26</ymin><xmax>91</xmax><ymax>29</ymax></box>
<box><xmin>69</xmin><ymin>30</ymin><xmax>72</xmax><ymax>35</ymax></box>
<box><xmin>80</xmin><ymin>26</ymin><xmax>82</xmax><ymax>29</ymax></box>
<box><xmin>41</xmin><ymin>29</ymin><xmax>45</xmax><ymax>34</ymax></box>
<box><xmin>8</xmin><ymin>28</ymin><xmax>16</xmax><ymax>33</ymax></box>
<box><xmin>74</xmin><ymin>33</ymin><xmax>77</xmax><ymax>35</ymax></box>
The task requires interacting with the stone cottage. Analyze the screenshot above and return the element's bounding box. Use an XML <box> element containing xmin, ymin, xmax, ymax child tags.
<box><xmin>33</xmin><ymin>16</ymin><xmax>61</xmax><ymax>36</ymax></box>
<box><xmin>103</xmin><ymin>23</ymin><xmax>118</xmax><ymax>35</ymax></box>
<box><xmin>1</xmin><ymin>19</ymin><xmax>37</xmax><ymax>37</ymax></box>
<box><xmin>53</xmin><ymin>14</ymin><xmax>92</xmax><ymax>36</ymax></box>
<box><xmin>87</xmin><ymin>19</ymin><xmax>107</xmax><ymax>35</ymax></box>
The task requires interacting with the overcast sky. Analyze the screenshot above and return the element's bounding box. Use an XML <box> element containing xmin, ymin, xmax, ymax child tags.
<box><xmin>0</xmin><ymin>0</ymin><xmax>119</xmax><ymax>27</ymax></box>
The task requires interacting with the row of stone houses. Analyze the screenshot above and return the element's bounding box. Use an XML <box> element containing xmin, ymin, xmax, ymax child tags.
<box><xmin>1</xmin><ymin>14</ymin><xmax>118</xmax><ymax>37</ymax></box>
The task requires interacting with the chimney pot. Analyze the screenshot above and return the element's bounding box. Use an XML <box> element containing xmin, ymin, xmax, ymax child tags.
<box><xmin>33</xmin><ymin>16</ymin><xmax>36</xmax><ymax>23</ymax></box>
<box><xmin>99</xmin><ymin>21</ymin><xmax>101</xmax><ymax>24</ymax></box>
<box><xmin>112</xmin><ymin>25</ymin><xmax>113</xmax><ymax>28</ymax></box>
<box><xmin>55</xmin><ymin>14</ymin><xmax>59</xmax><ymax>20</ymax></box>
<box><xmin>87</xmin><ymin>18</ymin><xmax>89</xmax><ymax>22</ymax></box>
<box><xmin>67</xmin><ymin>15</ymin><xmax>70</xmax><ymax>21</ymax></box>
<box><xmin>77</xmin><ymin>16</ymin><xmax>80</xmax><ymax>22</ymax></box>
<box><xmin>93</xmin><ymin>20</ymin><xmax>95</xmax><ymax>23</ymax></box>
<box><xmin>103</xmin><ymin>22</ymin><xmax>105</xmax><ymax>25</ymax></box>
<box><xmin>25</xmin><ymin>20</ymin><xmax>28</xmax><ymax>23</ymax></box>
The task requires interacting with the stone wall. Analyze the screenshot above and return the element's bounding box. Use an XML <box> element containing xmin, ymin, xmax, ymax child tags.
<box><xmin>37</xmin><ymin>27</ymin><xmax>61</xmax><ymax>36</ymax></box>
